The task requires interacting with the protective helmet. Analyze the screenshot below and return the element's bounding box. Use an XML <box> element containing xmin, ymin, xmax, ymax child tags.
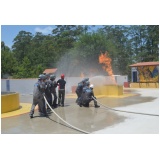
<box><xmin>38</xmin><ymin>74</ymin><xmax>46</xmax><ymax>80</ymax></box>
<box><xmin>82</xmin><ymin>77</ymin><xmax>89</xmax><ymax>83</ymax></box>
<box><xmin>61</xmin><ymin>74</ymin><xmax>65</xmax><ymax>79</ymax></box>
<box><xmin>45</xmin><ymin>73</ymin><xmax>50</xmax><ymax>78</ymax></box>
<box><xmin>90</xmin><ymin>84</ymin><xmax>94</xmax><ymax>89</ymax></box>
<box><xmin>85</xmin><ymin>81</ymin><xmax>90</xmax><ymax>86</ymax></box>
<box><xmin>50</xmin><ymin>74</ymin><xmax>56</xmax><ymax>80</ymax></box>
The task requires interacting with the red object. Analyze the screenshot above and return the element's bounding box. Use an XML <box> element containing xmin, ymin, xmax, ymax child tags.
<box><xmin>61</xmin><ymin>74</ymin><xmax>65</xmax><ymax>79</ymax></box>
<box><xmin>43</xmin><ymin>68</ymin><xmax>57</xmax><ymax>74</ymax></box>
<box><xmin>124</xmin><ymin>82</ymin><xmax>130</xmax><ymax>88</ymax></box>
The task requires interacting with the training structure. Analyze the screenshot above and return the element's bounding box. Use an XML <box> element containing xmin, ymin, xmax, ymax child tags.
<box><xmin>89</xmin><ymin>76</ymin><xmax>123</xmax><ymax>96</ymax></box>
<box><xmin>129</xmin><ymin>62</ymin><xmax>159</xmax><ymax>88</ymax></box>
<box><xmin>43</xmin><ymin>68</ymin><xmax>57</xmax><ymax>75</ymax></box>
<box><xmin>1</xmin><ymin>92</ymin><xmax>20</xmax><ymax>113</ymax></box>
<box><xmin>93</xmin><ymin>85</ymin><xmax>123</xmax><ymax>96</ymax></box>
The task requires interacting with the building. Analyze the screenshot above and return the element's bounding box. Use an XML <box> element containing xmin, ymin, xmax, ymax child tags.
<box><xmin>129</xmin><ymin>62</ymin><xmax>159</xmax><ymax>88</ymax></box>
<box><xmin>43</xmin><ymin>68</ymin><xmax>57</xmax><ymax>75</ymax></box>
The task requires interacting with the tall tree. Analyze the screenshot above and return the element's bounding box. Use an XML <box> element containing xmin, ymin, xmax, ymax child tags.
<box><xmin>145</xmin><ymin>25</ymin><xmax>159</xmax><ymax>61</ymax></box>
<box><xmin>12</xmin><ymin>31</ymin><xmax>33</xmax><ymax>63</ymax></box>
<box><xmin>1</xmin><ymin>43</ymin><xmax>17</xmax><ymax>78</ymax></box>
<box><xmin>52</xmin><ymin>25</ymin><xmax>85</xmax><ymax>53</ymax></box>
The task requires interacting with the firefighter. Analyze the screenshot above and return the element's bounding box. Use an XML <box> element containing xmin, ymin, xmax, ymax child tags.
<box><xmin>75</xmin><ymin>77</ymin><xmax>89</xmax><ymax>105</ymax></box>
<box><xmin>80</xmin><ymin>82</ymin><xmax>100</xmax><ymax>108</ymax></box>
<box><xmin>83</xmin><ymin>78</ymin><xmax>89</xmax><ymax>86</ymax></box>
<box><xmin>29</xmin><ymin>74</ymin><xmax>47</xmax><ymax>118</ymax></box>
<box><xmin>50</xmin><ymin>74</ymin><xmax>58</xmax><ymax>108</ymax></box>
<box><xmin>57</xmin><ymin>74</ymin><xmax>66</xmax><ymax>107</ymax></box>
<box><xmin>45</xmin><ymin>73</ymin><xmax>52</xmax><ymax>110</ymax></box>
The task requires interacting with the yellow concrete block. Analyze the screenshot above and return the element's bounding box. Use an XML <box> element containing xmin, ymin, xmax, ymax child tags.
<box><xmin>94</xmin><ymin>85</ymin><xmax>123</xmax><ymax>96</ymax></box>
<box><xmin>1</xmin><ymin>93</ymin><xmax>20</xmax><ymax>113</ymax></box>
<box><xmin>148</xmin><ymin>83</ymin><xmax>159</xmax><ymax>88</ymax></box>
<box><xmin>130</xmin><ymin>83</ymin><xmax>159</xmax><ymax>88</ymax></box>
<box><xmin>139</xmin><ymin>83</ymin><xmax>147</xmax><ymax>88</ymax></box>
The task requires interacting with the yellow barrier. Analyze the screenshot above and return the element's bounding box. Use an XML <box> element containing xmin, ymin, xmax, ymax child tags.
<box><xmin>94</xmin><ymin>85</ymin><xmax>123</xmax><ymax>96</ymax></box>
<box><xmin>1</xmin><ymin>92</ymin><xmax>20</xmax><ymax>113</ymax></box>
<box><xmin>130</xmin><ymin>83</ymin><xmax>159</xmax><ymax>88</ymax></box>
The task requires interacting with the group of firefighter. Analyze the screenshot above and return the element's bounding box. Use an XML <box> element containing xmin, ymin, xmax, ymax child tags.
<box><xmin>29</xmin><ymin>74</ymin><xmax>99</xmax><ymax>118</ymax></box>
<box><xmin>29</xmin><ymin>73</ymin><xmax>66</xmax><ymax>118</ymax></box>
<box><xmin>75</xmin><ymin>78</ymin><xmax>100</xmax><ymax>108</ymax></box>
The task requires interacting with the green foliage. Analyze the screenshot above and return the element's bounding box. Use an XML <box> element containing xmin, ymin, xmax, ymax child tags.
<box><xmin>1</xmin><ymin>25</ymin><xmax>159</xmax><ymax>78</ymax></box>
<box><xmin>1</xmin><ymin>45</ymin><xmax>17</xmax><ymax>78</ymax></box>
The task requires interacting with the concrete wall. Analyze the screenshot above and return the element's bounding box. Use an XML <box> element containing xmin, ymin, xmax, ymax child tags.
<box><xmin>1</xmin><ymin>93</ymin><xmax>20</xmax><ymax>113</ymax></box>
<box><xmin>1</xmin><ymin>77</ymin><xmax>84</xmax><ymax>95</ymax></box>
<box><xmin>1</xmin><ymin>75</ymin><xmax>128</xmax><ymax>95</ymax></box>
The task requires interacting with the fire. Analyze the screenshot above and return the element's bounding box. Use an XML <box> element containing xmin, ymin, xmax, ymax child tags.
<box><xmin>99</xmin><ymin>51</ymin><xmax>116</xmax><ymax>84</ymax></box>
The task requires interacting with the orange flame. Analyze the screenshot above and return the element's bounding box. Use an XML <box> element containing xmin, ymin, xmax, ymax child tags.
<box><xmin>99</xmin><ymin>51</ymin><xmax>116</xmax><ymax>84</ymax></box>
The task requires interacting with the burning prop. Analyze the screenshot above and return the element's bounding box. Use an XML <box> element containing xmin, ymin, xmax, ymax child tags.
<box><xmin>99</xmin><ymin>51</ymin><xmax>117</xmax><ymax>85</ymax></box>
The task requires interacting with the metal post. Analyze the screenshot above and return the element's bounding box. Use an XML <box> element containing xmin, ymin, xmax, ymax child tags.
<box><xmin>6</xmin><ymin>79</ymin><xmax>10</xmax><ymax>91</ymax></box>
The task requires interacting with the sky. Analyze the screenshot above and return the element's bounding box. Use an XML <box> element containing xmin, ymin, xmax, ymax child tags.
<box><xmin>1</xmin><ymin>25</ymin><xmax>102</xmax><ymax>48</ymax></box>
<box><xmin>1</xmin><ymin>25</ymin><xmax>56</xmax><ymax>48</ymax></box>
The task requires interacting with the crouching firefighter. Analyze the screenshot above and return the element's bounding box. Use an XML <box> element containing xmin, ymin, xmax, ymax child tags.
<box><xmin>81</xmin><ymin>83</ymin><xmax>100</xmax><ymax>108</ymax></box>
<box><xmin>29</xmin><ymin>74</ymin><xmax>47</xmax><ymax>118</ymax></box>
<box><xmin>75</xmin><ymin>77</ymin><xmax>89</xmax><ymax>105</ymax></box>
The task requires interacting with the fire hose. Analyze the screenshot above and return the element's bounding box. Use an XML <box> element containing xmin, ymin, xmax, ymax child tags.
<box><xmin>44</xmin><ymin>95</ymin><xmax>90</xmax><ymax>134</ymax></box>
<box><xmin>92</xmin><ymin>96</ymin><xmax>159</xmax><ymax>117</ymax></box>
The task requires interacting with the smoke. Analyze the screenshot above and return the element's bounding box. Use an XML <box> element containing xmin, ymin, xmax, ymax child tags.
<box><xmin>55</xmin><ymin>51</ymin><xmax>118</xmax><ymax>93</ymax></box>
<box><xmin>90</xmin><ymin>75</ymin><xmax>116</xmax><ymax>86</ymax></box>
<box><xmin>56</xmin><ymin>52</ymin><xmax>81</xmax><ymax>77</ymax></box>
<box><xmin>56</xmin><ymin>51</ymin><xmax>105</xmax><ymax>77</ymax></box>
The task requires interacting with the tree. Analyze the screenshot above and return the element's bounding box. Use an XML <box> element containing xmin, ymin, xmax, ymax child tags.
<box><xmin>12</xmin><ymin>31</ymin><xmax>33</xmax><ymax>63</ymax></box>
<box><xmin>1</xmin><ymin>43</ymin><xmax>17</xmax><ymax>78</ymax></box>
<box><xmin>1</xmin><ymin>25</ymin><xmax>159</xmax><ymax>78</ymax></box>
<box><xmin>52</xmin><ymin>25</ymin><xmax>85</xmax><ymax>53</ymax></box>
<box><xmin>145</xmin><ymin>25</ymin><xmax>159</xmax><ymax>61</ymax></box>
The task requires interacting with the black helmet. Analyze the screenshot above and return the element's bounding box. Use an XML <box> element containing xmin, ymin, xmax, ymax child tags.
<box><xmin>45</xmin><ymin>73</ymin><xmax>50</xmax><ymax>79</ymax></box>
<box><xmin>82</xmin><ymin>77</ymin><xmax>89</xmax><ymax>83</ymax></box>
<box><xmin>38</xmin><ymin>74</ymin><xmax>46</xmax><ymax>80</ymax></box>
<box><xmin>50</xmin><ymin>74</ymin><xmax>56</xmax><ymax>80</ymax></box>
<box><xmin>85</xmin><ymin>80</ymin><xmax>90</xmax><ymax>86</ymax></box>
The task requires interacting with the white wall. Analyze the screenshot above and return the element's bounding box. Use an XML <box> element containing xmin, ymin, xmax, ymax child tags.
<box><xmin>1</xmin><ymin>75</ymin><xmax>128</xmax><ymax>94</ymax></box>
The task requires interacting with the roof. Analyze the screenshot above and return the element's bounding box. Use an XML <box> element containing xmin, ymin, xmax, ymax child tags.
<box><xmin>43</xmin><ymin>68</ymin><xmax>57</xmax><ymax>74</ymax></box>
<box><xmin>129</xmin><ymin>62</ymin><xmax>159</xmax><ymax>67</ymax></box>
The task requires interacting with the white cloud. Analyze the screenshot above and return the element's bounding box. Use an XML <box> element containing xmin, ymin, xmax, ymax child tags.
<box><xmin>34</xmin><ymin>26</ymin><xmax>54</xmax><ymax>34</ymax></box>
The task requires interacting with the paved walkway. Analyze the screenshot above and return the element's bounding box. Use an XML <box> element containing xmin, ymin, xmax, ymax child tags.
<box><xmin>1</xmin><ymin>88</ymin><xmax>159</xmax><ymax>134</ymax></box>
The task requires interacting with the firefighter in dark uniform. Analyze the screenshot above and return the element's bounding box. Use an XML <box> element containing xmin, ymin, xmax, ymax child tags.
<box><xmin>29</xmin><ymin>74</ymin><xmax>47</xmax><ymax>118</ymax></box>
<box><xmin>50</xmin><ymin>74</ymin><xmax>58</xmax><ymax>108</ymax></box>
<box><xmin>57</xmin><ymin>74</ymin><xmax>66</xmax><ymax>107</ymax></box>
<box><xmin>81</xmin><ymin>82</ymin><xmax>100</xmax><ymax>108</ymax></box>
<box><xmin>45</xmin><ymin>73</ymin><xmax>52</xmax><ymax>110</ymax></box>
<box><xmin>75</xmin><ymin>78</ymin><xmax>89</xmax><ymax>106</ymax></box>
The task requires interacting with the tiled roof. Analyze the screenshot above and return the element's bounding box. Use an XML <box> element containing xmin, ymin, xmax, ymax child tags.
<box><xmin>43</xmin><ymin>68</ymin><xmax>57</xmax><ymax>74</ymax></box>
<box><xmin>129</xmin><ymin>62</ymin><xmax>159</xmax><ymax>67</ymax></box>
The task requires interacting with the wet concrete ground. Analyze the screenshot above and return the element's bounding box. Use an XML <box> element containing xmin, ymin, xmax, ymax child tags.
<box><xmin>1</xmin><ymin>88</ymin><xmax>159</xmax><ymax>134</ymax></box>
